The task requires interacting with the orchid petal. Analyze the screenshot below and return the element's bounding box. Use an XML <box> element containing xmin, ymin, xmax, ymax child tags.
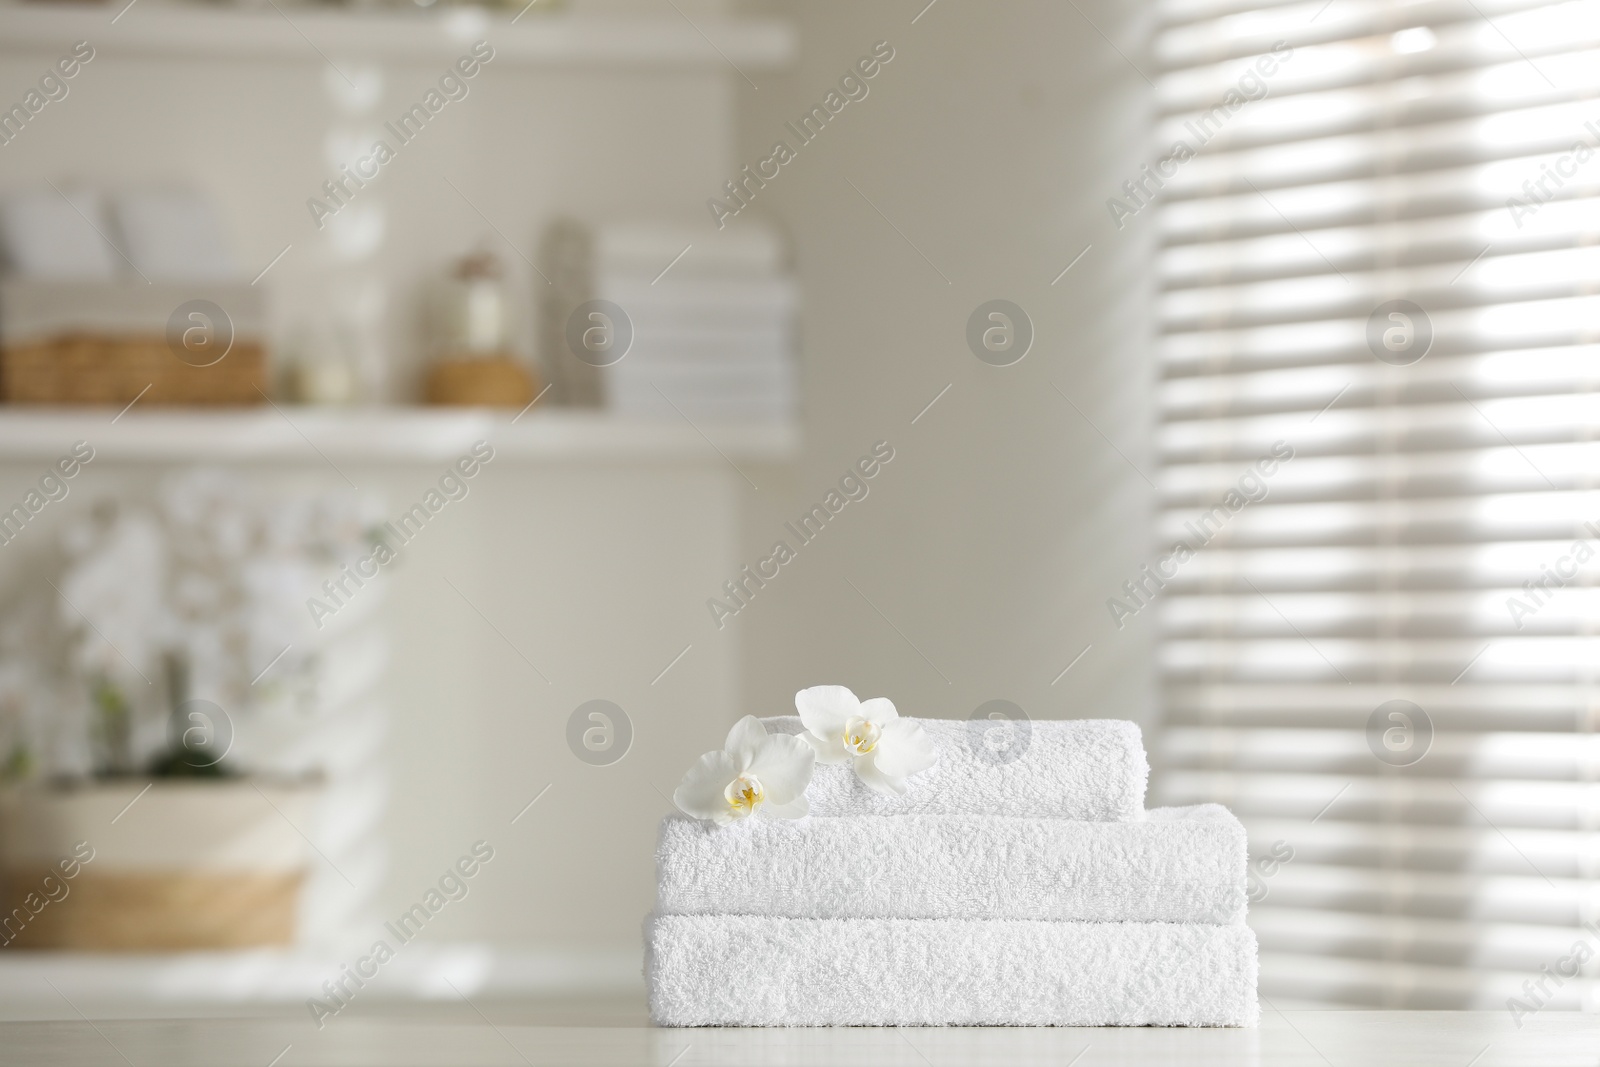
<box><xmin>802</xmin><ymin>730</ymin><xmax>853</xmax><ymax>765</ymax></box>
<box><xmin>872</xmin><ymin>719</ymin><xmax>938</xmax><ymax>779</ymax></box>
<box><xmin>723</xmin><ymin>715</ymin><xmax>769</xmax><ymax>771</ymax></box>
<box><xmin>761</xmin><ymin>794</ymin><xmax>810</xmax><ymax>820</ymax></box>
<box><xmin>858</xmin><ymin>696</ymin><xmax>899</xmax><ymax>727</ymax></box>
<box><xmin>746</xmin><ymin>733</ymin><xmax>816</xmax><ymax>804</ymax></box>
<box><xmin>851</xmin><ymin>749</ymin><xmax>908</xmax><ymax>796</ymax></box>
<box><xmin>673</xmin><ymin>749</ymin><xmax>741</xmax><ymax>823</ymax></box>
<box><xmin>795</xmin><ymin>685</ymin><xmax>859</xmax><ymax>740</ymax></box>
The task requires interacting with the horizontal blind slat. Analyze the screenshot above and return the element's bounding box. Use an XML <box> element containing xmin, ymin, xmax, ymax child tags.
<box><xmin>1160</xmin><ymin>45</ymin><xmax>1600</xmax><ymax>114</ymax></box>
<box><xmin>1258</xmin><ymin>949</ymin><xmax>1600</xmax><ymax>1008</ymax></box>
<box><xmin>1158</xmin><ymin>771</ymin><xmax>1600</xmax><ymax>828</ymax></box>
<box><xmin>1161</xmin><ymin>726</ymin><xmax>1600</xmax><ymax>778</ymax></box>
<box><xmin>1157</xmin><ymin>0</ymin><xmax>1600</xmax><ymax>70</ymax></box>
<box><xmin>1251</xmin><ymin>907</ymin><xmax>1600</xmax><ymax>971</ymax></box>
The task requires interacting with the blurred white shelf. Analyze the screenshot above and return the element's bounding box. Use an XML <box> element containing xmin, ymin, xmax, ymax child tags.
<box><xmin>0</xmin><ymin>408</ymin><xmax>799</xmax><ymax>464</ymax></box>
<box><xmin>0</xmin><ymin>944</ymin><xmax>639</xmax><ymax>1019</ymax></box>
<box><xmin>0</xmin><ymin>3</ymin><xmax>795</xmax><ymax>69</ymax></box>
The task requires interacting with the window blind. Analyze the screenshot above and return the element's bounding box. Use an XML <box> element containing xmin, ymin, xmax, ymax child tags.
<box><xmin>1150</xmin><ymin>0</ymin><xmax>1600</xmax><ymax>1009</ymax></box>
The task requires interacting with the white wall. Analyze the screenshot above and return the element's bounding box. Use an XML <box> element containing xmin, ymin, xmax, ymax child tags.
<box><xmin>729</xmin><ymin>0</ymin><xmax>1157</xmax><ymax>733</ymax></box>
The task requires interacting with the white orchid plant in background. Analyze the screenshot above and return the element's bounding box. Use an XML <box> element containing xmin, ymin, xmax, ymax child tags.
<box><xmin>673</xmin><ymin>685</ymin><xmax>937</xmax><ymax>826</ymax></box>
<box><xmin>0</xmin><ymin>469</ymin><xmax>381</xmax><ymax>783</ymax></box>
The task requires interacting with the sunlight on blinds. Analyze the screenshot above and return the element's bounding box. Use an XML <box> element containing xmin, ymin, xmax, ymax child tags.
<box><xmin>1150</xmin><ymin>0</ymin><xmax>1600</xmax><ymax>1011</ymax></box>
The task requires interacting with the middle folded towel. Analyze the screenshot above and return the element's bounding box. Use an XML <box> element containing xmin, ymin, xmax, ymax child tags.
<box><xmin>657</xmin><ymin>803</ymin><xmax>1246</xmax><ymax>924</ymax></box>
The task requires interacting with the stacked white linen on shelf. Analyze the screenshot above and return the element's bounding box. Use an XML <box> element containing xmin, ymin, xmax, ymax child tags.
<box><xmin>545</xmin><ymin>220</ymin><xmax>797</xmax><ymax>419</ymax></box>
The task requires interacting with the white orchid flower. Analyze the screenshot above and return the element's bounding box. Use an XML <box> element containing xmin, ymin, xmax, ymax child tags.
<box><xmin>673</xmin><ymin>715</ymin><xmax>816</xmax><ymax>826</ymax></box>
<box><xmin>795</xmin><ymin>685</ymin><xmax>937</xmax><ymax>796</ymax></box>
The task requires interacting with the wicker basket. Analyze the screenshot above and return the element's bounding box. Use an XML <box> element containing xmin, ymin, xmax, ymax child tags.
<box><xmin>424</xmin><ymin>355</ymin><xmax>538</xmax><ymax>408</ymax></box>
<box><xmin>1</xmin><ymin>334</ymin><xmax>267</xmax><ymax>406</ymax></box>
<box><xmin>0</xmin><ymin>868</ymin><xmax>302</xmax><ymax>950</ymax></box>
<box><xmin>0</xmin><ymin>781</ymin><xmax>313</xmax><ymax>951</ymax></box>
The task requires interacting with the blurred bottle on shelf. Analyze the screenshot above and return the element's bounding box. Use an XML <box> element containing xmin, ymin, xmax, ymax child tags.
<box><xmin>423</xmin><ymin>248</ymin><xmax>538</xmax><ymax>408</ymax></box>
<box><xmin>280</xmin><ymin>318</ymin><xmax>361</xmax><ymax>405</ymax></box>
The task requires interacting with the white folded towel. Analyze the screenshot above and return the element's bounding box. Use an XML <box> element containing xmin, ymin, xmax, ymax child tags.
<box><xmin>761</xmin><ymin>715</ymin><xmax>1148</xmax><ymax>820</ymax></box>
<box><xmin>656</xmin><ymin>804</ymin><xmax>1245</xmax><ymax>924</ymax></box>
<box><xmin>647</xmin><ymin>915</ymin><xmax>1259</xmax><ymax>1027</ymax></box>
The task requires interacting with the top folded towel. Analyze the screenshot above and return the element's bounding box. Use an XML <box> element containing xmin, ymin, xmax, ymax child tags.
<box><xmin>761</xmin><ymin>715</ymin><xmax>1147</xmax><ymax>820</ymax></box>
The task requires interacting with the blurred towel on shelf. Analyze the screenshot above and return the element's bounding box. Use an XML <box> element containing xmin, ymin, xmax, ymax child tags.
<box><xmin>655</xmin><ymin>804</ymin><xmax>1246</xmax><ymax>924</ymax></box>
<box><xmin>537</xmin><ymin>218</ymin><xmax>796</xmax><ymax>418</ymax></box>
<box><xmin>0</xmin><ymin>188</ymin><xmax>120</xmax><ymax>280</ymax></box>
<box><xmin>0</xmin><ymin>187</ymin><xmax>239</xmax><ymax>284</ymax></box>
<box><xmin>759</xmin><ymin>715</ymin><xmax>1149</xmax><ymax>820</ymax></box>
<box><xmin>588</xmin><ymin>222</ymin><xmax>785</xmax><ymax>276</ymax></box>
<box><xmin>647</xmin><ymin>914</ymin><xmax>1260</xmax><ymax>1027</ymax></box>
<box><xmin>110</xmin><ymin>188</ymin><xmax>240</xmax><ymax>283</ymax></box>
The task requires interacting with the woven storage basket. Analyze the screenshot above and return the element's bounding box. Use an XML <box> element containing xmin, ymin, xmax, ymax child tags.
<box><xmin>424</xmin><ymin>355</ymin><xmax>538</xmax><ymax>407</ymax></box>
<box><xmin>0</xmin><ymin>781</ymin><xmax>313</xmax><ymax>950</ymax></box>
<box><xmin>0</xmin><ymin>868</ymin><xmax>302</xmax><ymax>950</ymax></box>
<box><xmin>1</xmin><ymin>334</ymin><xmax>266</xmax><ymax>406</ymax></box>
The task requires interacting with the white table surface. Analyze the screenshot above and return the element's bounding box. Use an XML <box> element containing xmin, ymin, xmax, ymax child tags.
<box><xmin>0</xmin><ymin>1007</ymin><xmax>1595</xmax><ymax>1066</ymax></box>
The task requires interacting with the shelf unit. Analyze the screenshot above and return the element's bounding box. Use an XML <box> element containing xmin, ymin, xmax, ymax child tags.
<box><xmin>0</xmin><ymin>2</ymin><xmax>798</xmax><ymax>985</ymax></box>
<box><xmin>0</xmin><ymin>408</ymin><xmax>799</xmax><ymax>463</ymax></box>
<box><xmin>0</xmin><ymin>2</ymin><xmax>796</xmax><ymax>68</ymax></box>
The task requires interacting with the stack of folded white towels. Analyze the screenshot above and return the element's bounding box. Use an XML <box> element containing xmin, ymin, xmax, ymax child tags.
<box><xmin>647</xmin><ymin>716</ymin><xmax>1259</xmax><ymax>1026</ymax></box>
<box><xmin>538</xmin><ymin>219</ymin><xmax>797</xmax><ymax>419</ymax></box>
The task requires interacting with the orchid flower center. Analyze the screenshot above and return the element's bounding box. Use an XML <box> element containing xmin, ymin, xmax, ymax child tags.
<box><xmin>843</xmin><ymin>716</ymin><xmax>881</xmax><ymax>755</ymax></box>
<box><xmin>724</xmin><ymin>773</ymin><xmax>765</xmax><ymax>816</ymax></box>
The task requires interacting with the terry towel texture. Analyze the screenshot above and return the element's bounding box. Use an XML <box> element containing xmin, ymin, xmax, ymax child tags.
<box><xmin>760</xmin><ymin>715</ymin><xmax>1148</xmax><ymax>820</ymax></box>
<box><xmin>647</xmin><ymin>914</ymin><xmax>1260</xmax><ymax>1027</ymax></box>
<box><xmin>656</xmin><ymin>804</ymin><xmax>1246</xmax><ymax>924</ymax></box>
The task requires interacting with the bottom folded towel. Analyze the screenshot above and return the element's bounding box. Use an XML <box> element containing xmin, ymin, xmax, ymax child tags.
<box><xmin>647</xmin><ymin>915</ymin><xmax>1259</xmax><ymax>1027</ymax></box>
